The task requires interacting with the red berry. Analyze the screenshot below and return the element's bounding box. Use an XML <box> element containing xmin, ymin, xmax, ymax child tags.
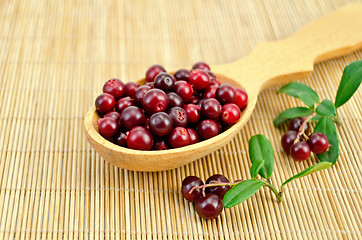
<box><xmin>154</xmin><ymin>73</ymin><xmax>175</xmax><ymax>92</ymax></box>
<box><xmin>201</xmin><ymin>99</ymin><xmax>222</xmax><ymax>120</ymax></box>
<box><xmin>95</xmin><ymin>93</ymin><xmax>116</xmax><ymax>114</ymax></box>
<box><xmin>153</xmin><ymin>140</ymin><xmax>169</xmax><ymax>150</ymax></box>
<box><xmin>221</xmin><ymin>103</ymin><xmax>241</xmax><ymax>125</ymax></box>
<box><xmin>203</xmin><ymin>85</ymin><xmax>218</xmax><ymax>99</ymax></box>
<box><xmin>97</xmin><ymin>117</ymin><xmax>119</xmax><ymax>138</ymax></box>
<box><xmin>167</xmin><ymin>92</ymin><xmax>184</xmax><ymax>108</ymax></box>
<box><xmin>120</xmin><ymin>106</ymin><xmax>146</xmax><ymax>130</ymax></box>
<box><xmin>181</xmin><ymin>176</ymin><xmax>204</xmax><ymax>202</ymax></box>
<box><xmin>187</xmin><ymin>128</ymin><xmax>199</xmax><ymax>145</ymax></box>
<box><xmin>167</xmin><ymin>107</ymin><xmax>188</xmax><ymax>128</ymax></box>
<box><xmin>195</xmin><ymin>194</ymin><xmax>223</xmax><ymax>220</ymax></box>
<box><xmin>134</xmin><ymin>85</ymin><xmax>152</xmax><ymax>104</ymax></box>
<box><xmin>174</xmin><ymin>69</ymin><xmax>190</xmax><ymax>81</ymax></box>
<box><xmin>189</xmin><ymin>69</ymin><xmax>211</xmax><ymax>91</ymax></box>
<box><xmin>188</xmin><ymin>95</ymin><xmax>200</xmax><ymax>104</ymax></box>
<box><xmin>142</xmin><ymin>89</ymin><xmax>168</xmax><ymax>114</ymax></box>
<box><xmin>145</xmin><ymin>64</ymin><xmax>166</xmax><ymax>82</ymax></box>
<box><xmin>148</xmin><ymin>112</ymin><xmax>173</xmax><ymax>137</ymax></box>
<box><xmin>104</xmin><ymin>111</ymin><xmax>121</xmax><ymax>124</ymax></box>
<box><xmin>103</xmin><ymin>79</ymin><xmax>125</xmax><ymax>99</ymax></box>
<box><xmin>192</xmin><ymin>62</ymin><xmax>211</xmax><ymax>71</ymax></box>
<box><xmin>205</xmin><ymin>174</ymin><xmax>230</xmax><ymax>198</ymax></box>
<box><xmin>116</xmin><ymin>97</ymin><xmax>135</xmax><ymax>113</ymax></box>
<box><xmin>174</xmin><ymin>80</ymin><xmax>193</xmax><ymax>103</ymax></box>
<box><xmin>184</xmin><ymin>103</ymin><xmax>201</xmax><ymax>124</ymax></box>
<box><xmin>125</xmin><ymin>82</ymin><xmax>140</xmax><ymax>99</ymax></box>
<box><xmin>215</xmin><ymin>84</ymin><xmax>236</xmax><ymax>104</ymax></box>
<box><xmin>234</xmin><ymin>88</ymin><xmax>248</xmax><ymax>110</ymax></box>
<box><xmin>290</xmin><ymin>142</ymin><xmax>311</xmax><ymax>162</ymax></box>
<box><xmin>197</xmin><ymin>120</ymin><xmax>218</xmax><ymax>140</ymax></box>
<box><xmin>281</xmin><ymin>130</ymin><xmax>298</xmax><ymax>155</ymax></box>
<box><xmin>115</xmin><ymin>132</ymin><xmax>127</xmax><ymax>147</ymax></box>
<box><xmin>169</xmin><ymin>127</ymin><xmax>190</xmax><ymax>148</ymax></box>
<box><xmin>126</xmin><ymin>126</ymin><xmax>153</xmax><ymax>150</ymax></box>
<box><xmin>307</xmin><ymin>132</ymin><xmax>329</xmax><ymax>154</ymax></box>
<box><xmin>289</xmin><ymin>118</ymin><xmax>311</xmax><ymax>135</ymax></box>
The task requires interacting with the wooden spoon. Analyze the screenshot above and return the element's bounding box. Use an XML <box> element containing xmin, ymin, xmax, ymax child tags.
<box><xmin>85</xmin><ymin>4</ymin><xmax>362</xmax><ymax>171</ymax></box>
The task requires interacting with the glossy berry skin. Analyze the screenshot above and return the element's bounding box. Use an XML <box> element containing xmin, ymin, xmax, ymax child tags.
<box><xmin>205</xmin><ymin>70</ymin><xmax>220</xmax><ymax>86</ymax></box>
<box><xmin>148</xmin><ymin>112</ymin><xmax>173</xmax><ymax>137</ymax></box>
<box><xmin>104</xmin><ymin>111</ymin><xmax>121</xmax><ymax>124</ymax></box>
<box><xmin>115</xmin><ymin>132</ymin><xmax>127</xmax><ymax>147</ymax></box>
<box><xmin>281</xmin><ymin>130</ymin><xmax>298</xmax><ymax>155</ymax></box>
<box><xmin>289</xmin><ymin>118</ymin><xmax>311</xmax><ymax>135</ymax></box>
<box><xmin>126</xmin><ymin>126</ymin><xmax>153</xmax><ymax>150</ymax></box>
<box><xmin>167</xmin><ymin>107</ymin><xmax>188</xmax><ymax>127</ymax></box>
<box><xmin>153</xmin><ymin>140</ymin><xmax>169</xmax><ymax>150</ymax></box>
<box><xmin>134</xmin><ymin>85</ymin><xmax>152</xmax><ymax>104</ymax></box>
<box><xmin>168</xmin><ymin>127</ymin><xmax>190</xmax><ymax>148</ymax></box>
<box><xmin>197</xmin><ymin>99</ymin><xmax>206</xmax><ymax>109</ymax></box>
<box><xmin>142</xmin><ymin>89</ymin><xmax>169</xmax><ymax>114</ymax></box>
<box><xmin>184</xmin><ymin>104</ymin><xmax>201</xmax><ymax>124</ymax></box>
<box><xmin>215</xmin><ymin>84</ymin><xmax>236</xmax><ymax>104</ymax></box>
<box><xmin>103</xmin><ymin>79</ymin><xmax>125</xmax><ymax>99</ymax></box>
<box><xmin>125</xmin><ymin>82</ymin><xmax>140</xmax><ymax>99</ymax></box>
<box><xmin>187</xmin><ymin>128</ymin><xmax>199</xmax><ymax>145</ymax></box>
<box><xmin>189</xmin><ymin>95</ymin><xmax>200</xmax><ymax>104</ymax></box>
<box><xmin>174</xmin><ymin>81</ymin><xmax>193</xmax><ymax>103</ymax></box>
<box><xmin>205</xmin><ymin>174</ymin><xmax>230</xmax><ymax>198</ymax></box>
<box><xmin>120</xmin><ymin>106</ymin><xmax>146</xmax><ymax>130</ymax></box>
<box><xmin>145</xmin><ymin>82</ymin><xmax>154</xmax><ymax>88</ymax></box>
<box><xmin>234</xmin><ymin>88</ymin><xmax>248</xmax><ymax>110</ymax></box>
<box><xmin>181</xmin><ymin>176</ymin><xmax>204</xmax><ymax>202</ymax></box>
<box><xmin>189</xmin><ymin>69</ymin><xmax>211</xmax><ymax>91</ymax></box>
<box><xmin>307</xmin><ymin>132</ymin><xmax>329</xmax><ymax>154</ymax></box>
<box><xmin>214</xmin><ymin>120</ymin><xmax>223</xmax><ymax>134</ymax></box>
<box><xmin>174</xmin><ymin>69</ymin><xmax>190</xmax><ymax>81</ymax></box>
<box><xmin>145</xmin><ymin>64</ymin><xmax>166</xmax><ymax>82</ymax></box>
<box><xmin>95</xmin><ymin>93</ymin><xmax>116</xmax><ymax>114</ymax></box>
<box><xmin>201</xmin><ymin>99</ymin><xmax>222</xmax><ymax>120</ymax></box>
<box><xmin>192</xmin><ymin>62</ymin><xmax>211</xmax><ymax>71</ymax></box>
<box><xmin>290</xmin><ymin>142</ymin><xmax>311</xmax><ymax>162</ymax></box>
<box><xmin>167</xmin><ymin>92</ymin><xmax>184</xmax><ymax>108</ymax></box>
<box><xmin>221</xmin><ymin>103</ymin><xmax>241</xmax><ymax>125</ymax></box>
<box><xmin>154</xmin><ymin>72</ymin><xmax>175</xmax><ymax>92</ymax></box>
<box><xmin>116</xmin><ymin>97</ymin><xmax>135</xmax><ymax>113</ymax></box>
<box><xmin>203</xmin><ymin>85</ymin><xmax>218</xmax><ymax>99</ymax></box>
<box><xmin>197</xmin><ymin>120</ymin><xmax>218</xmax><ymax>140</ymax></box>
<box><xmin>97</xmin><ymin>117</ymin><xmax>119</xmax><ymax>138</ymax></box>
<box><xmin>195</xmin><ymin>194</ymin><xmax>223</xmax><ymax>220</ymax></box>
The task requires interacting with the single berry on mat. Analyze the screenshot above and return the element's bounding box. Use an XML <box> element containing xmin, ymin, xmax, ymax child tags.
<box><xmin>307</xmin><ymin>132</ymin><xmax>329</xmax><ymax>154</ymax></box>
<box><xmin>195</xmin><ymin>194</ymin><xmax>223</xmax><ymax>220</ymax></box>
<box><xmin>290</xmin><ymin>141</ymin><xmax>311</xmax><ymax>162</ymax></box>
<box><xmin>281</xmin><ymin>130</ymin><xmax>298</xmax><ymax>154</ymax></box>
<box><xmin>181</xmin><ymin>176</ymin><xmax>204</xmax><ymax>202</ymax></box>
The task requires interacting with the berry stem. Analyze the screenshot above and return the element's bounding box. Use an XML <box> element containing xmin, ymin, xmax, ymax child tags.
<box><xmin>333</xmin><ymin>115</ymin><xmax>342</xmax><ymax>125</ymax></box>
<box><xmin>188</xmin><ymin>181</ymin><xmax>239</xmax><ymax>197</ymax></box>
<box><xmin>294</xmin><ymin>113</ymin><xmax>316</xmax><ymax>144</ymax></box>
<box><xmin>260</xmin><ymin>180</ymin><xmax>283</xmax><ymax>203</ymax></box>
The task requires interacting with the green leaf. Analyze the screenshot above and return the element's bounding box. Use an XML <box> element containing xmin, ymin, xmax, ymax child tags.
<box><xmin>249</xmin><ymin>135</ymin><xmax>274</xmax><ymax>180</ymax></box>
<box><xmin>314</xmin><ymin>116</ymin><xmax>339</xmax><ymax>165</ymax></box>
<box><xmin>335</xmin><ymin>60</ymin><xmax>362</xmax><ymax>108</ymax></box>
<box><xmin>278</xmin><ymin>82</ymin><xmax>320</xmax><ymax>109</ymax></box>
<box><xmin>281</xmin><ymin>162</ymin><xmax>332</xmax><ymax>188</ymax></box>
<box><xmin>223</xmin><ymin>179</ymin><xmax>263</xmax><ymax>208</ymax></box>
<box><xmin>250</xmin><ymin>159</ymin><xmax>265</xmax><ymax>179</ymax></box>
<box><xmin>273</xmin><ymin>107</ymin><xmax>313</xmax><ymax>126</ymax></box>
<box><xmin>315</xmin><ymin>99</ymin><xmax>336</xmax><ymax>117</ymax></box>
<box><xmin>311</xmin><ymin>114</ymin><xmax>323</xmax><ymax>121</ymax></box>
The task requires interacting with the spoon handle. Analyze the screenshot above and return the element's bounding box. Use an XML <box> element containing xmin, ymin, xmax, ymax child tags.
<box><xmin>217</xmin><ymin>3</ymin><xmax>362</xmax><ymax>93</ymax></box>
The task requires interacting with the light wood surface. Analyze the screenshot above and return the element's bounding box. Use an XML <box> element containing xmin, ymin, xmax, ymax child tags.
<box><xmin>84</xmin><ymin>3</ymin><xmax>362</xmax><ymax>171</ymax></box>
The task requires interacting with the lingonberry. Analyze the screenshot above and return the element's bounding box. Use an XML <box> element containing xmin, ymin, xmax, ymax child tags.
<box><xmin>95</xmin><ymin>93</ymin><xmax>116</xmax><ymax>114</ymax></box>
<box><xmin>203</xmin><ymin>85</ymin><xmax>218</xmax><ymax>99</ymax></box>
<box><xmin>124</xmin><ymin>82</ymin><xmax>140</xmax><ymax>99</ymax></box>
<box><xmin>153</xmin><ymin>140</ymin><xmax>169</xmax><ymax>150</ymax></box>
<box><xmin>184</xmin><ymin>103</ymin><xmax>201</xmax><ymax>124</ymax></box>
<box><xmin>234</xmin><ymin>88</ymin><xmax>248</xmax><ymax>110</ymax></box>
<box><xmin>197</xmin><ymin>99</ymin><xmax>206</xmax><ymax>109</ymax></box>
<box><xmin>192</xmin><ymin>61</ymin><xmax>211</xmax><ymax>71</ymax></box>
<box><xmin>281</xmin><ymin>130</ymin><xmax>298</xmax><ymax>155</ymax></box>
<box><xmin>148</xmin><ymin>112</ymin><xmax>173</xmax><ymax>137</ymax></box>
<box><xmin>181</xmin><ymin>176</ymin><xmax>204</xmax><ymax>202</ymax></box>
<box><xmin>195</xmin><ymin>194</ymin><xmax>223</xmax><ymax>220</ymax></box>
<box><xmin>197</xmin><ymin>120</ymin><xmax>218</xmax><ymax>140</ymax></box>
<box><xmin>289</xmin><ymin>118</ymin><xmax>311</xmax><ymax>135</ymax></box>
<box><xmin>167</xmin><ymin>107</ymin><xmax>188</xmax><ymax>127</ymax></box>
<box><xmin>134</xmin><ymin>85</ymin><xmax>152</xmax><ymax>104</ymax></box>
<box><xmin>120</xmin><ymin>106</ymin><xmax>146</xmax><ymax>130</ymax></box>
<box><xmin>103</xmin><ymin>78</ymin><xmax>125</xmax><ymax>99</ymax></box>
<box><xmin>205</xmin><ymin>70</ymin><xmax>219</xmax><ymax>86</ymax></box>
<box><xmin>104</xmin><ymin>111</ymin><xmax>121</xmax><ymax>124</ymax></box>
<box><xmin>145</xmin><ymin>64</ymin><xmax>166</xmax><ymax>82</ymax></box>
<box><xmin>97</xmin><ymin>117</ymin><xmax>119</xmax><ymax>139</ymax></box>
<box><xmin>142</xmin><ymin>89</ymin><xmax>168</xmax><ymax>114</ymax></box>
<box><xmin>167</xmin><ymin>92</ymin><xmax>184</xmax><ymax>108</ymax></box>
<box><xmin>215</xmin><ymin>84</ymin><xmax>236</xmax><ymax>104</ymax></box>
<box><xmin>126</xmin><ymin>126</ymin><xmax>153</xmax><ymax>150</ymax></box>
<box><xmin>201</xmin><ymin>99</ymin><xmax>222</xmax><ymax>120</ymax></box>
<box><xmin>115</xmin><ymin>132</ymin><xmax>127</xmax><ymax>147</ymax></box>
<box><xmin>187</xmin><ymin>128</ymin><xmax>199</xmax><ymax>145</ymax></box>
<box><xmin>221</xmin><ymin>103</ymin><xmax>241</xmax><ymax>125</ymax></box>
<box><xmin>154</xmin><ymin>73</ymin><xmax>175</xmax><ymax>92</ymax></box>
<box><xmin>290</xmin><ymin>142</ymin><xmax>311</xmax><ymax>161</ymax></box>
<box><xmin>174</xmin><ymin>69</ymin><xmax>190</xmax><ymax>81</ymax></box>
<box><xmin>189</xmin><ymin>69</ymin><xmax>211</xmax><ymax>91</ymax></box>
<box><xmin>116</xmin><ymin>97</ymin><xmax>135</xmax><ymax>113</ymax></box>
<box><xmin>205</xmin><ymin>174</ymin><xmax>230</xmax><ymax>198</ymax></box>
<box><xmin>168</xmin><ymin>127</ymin><xmax>190</xmax><ymax>148</ymax></box>
<box><xmin>307</xmin><ymin>132</ymin><xmax>329</xmax><ymax>154</ymax></box>
<box><xmin>174</xmin><ymin>81</ymin><xmax>193</xmax><ymax>103</ymax></box>
<box><xmin>189</xmin><ymin>95</ymin><xmax>200</xmax><ymax>104</ymax></box>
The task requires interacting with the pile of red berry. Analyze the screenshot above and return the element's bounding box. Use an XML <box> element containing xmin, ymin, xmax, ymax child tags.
<box><xmin>281</xmin><ymin>118</ymin><xmax>329</xmax><ymax>161</ymax></box>
<box><xmin>181</xmin><ymin>174</ymin><xmax>232</xmax><ymax>219</ymax></box>
<box><xmin>94</xmin><ymin>62</ymin><xmax>248</xmax><ymax>151</ymax></box>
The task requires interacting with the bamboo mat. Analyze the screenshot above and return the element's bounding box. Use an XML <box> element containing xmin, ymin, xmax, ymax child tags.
<box><xmin>0</xmin><ymin>0</ymin><xmax>361</xmax><ymax>239</ymax></box>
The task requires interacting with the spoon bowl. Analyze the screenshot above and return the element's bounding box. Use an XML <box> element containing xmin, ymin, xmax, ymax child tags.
<box><xmin>84</xmin><ymin>4</ymin><xmax>362</xmax><ymax>171</ymax></box>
